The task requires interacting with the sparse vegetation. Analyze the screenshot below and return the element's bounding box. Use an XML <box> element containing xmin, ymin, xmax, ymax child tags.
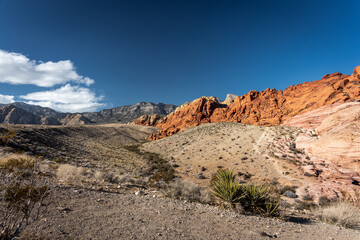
<box><xmin>210</xmin><ymin>168</ymin><xmax>280</xmax><ymax>216</ymax></box>
<box><xmin>164</xmin><ymin>178</ymin><xmax>212</xmax><ymax>204</ymax></box>
<box><xmin>239</xmin><ymin>183</ymin><xmax>280</xmax><ymax>216</ymax></box>
<box><xmin>211</xmin><ymin>169</ymin><xmax>243</xmax><ymax>208</ymax></box>
<box><xmin>316</xmin><ymin>201</ymin><xmax>360</xmax><ymax>229</ymax></box>
<box><xmin>0</xmin><ymin>158</ymin><xmax>50</xmax><ymax>240</ymax></box>
<box><xmin>0</xmin><ymin>128</ymin><xmax>17</xmax><ymax>146</ymax></box>
<box><xmin>125</xmin><ymin>144</ymin><xmax>175</xmax><ymax>183</ymax></box>
<box><xmin>289</xmin><ymin>143</ymin><xmax>304</xmax><ymax>154</ymax></box>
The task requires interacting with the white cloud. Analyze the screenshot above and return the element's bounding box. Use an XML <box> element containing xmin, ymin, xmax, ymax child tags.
<box><xmin>0</xmin><ymin>49</ymin><xmax>94</xmax><ymax>87</ymax></box>
<box><xmin>0</xmin><ymin>94</ymin><xmax>15</xmax><ymax>104</ymax></box>
<box><xmin>20</xmin><ymin>84</ymin><xmax>104</xmax><ymax>113</ymax></box>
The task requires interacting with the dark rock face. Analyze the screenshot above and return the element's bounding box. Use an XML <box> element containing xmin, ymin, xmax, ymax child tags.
<box><xmin>0</xmin><ymin>105</ymin><xmax>42</xmax><ymax>124</ymax></box>
<box><xmin>0</xmin><ymin>102</ymin><xmax>177</xmax><ymax>125</ymax></box>
<box><xmin>82</xmin><ymin>102</ymin><xmax>177</xmax><ymax>124</ymax></box>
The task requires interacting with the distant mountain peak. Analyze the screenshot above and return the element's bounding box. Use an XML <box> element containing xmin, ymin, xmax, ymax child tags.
<box><xmin>0</xmin><ymin>101</ymin><xmax>177</xmax><ymax>126</ymax></box>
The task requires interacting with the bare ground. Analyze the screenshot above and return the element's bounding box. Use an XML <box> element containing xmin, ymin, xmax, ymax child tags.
<box><xmin>20</xmin><ymin>187</ymin><xmax>360</xmax><ymax>240</ymax></box>
<box><xmin>1</xmin><ymin>123</ymin><xmax>360</xmax><ymax>239</ymax></box>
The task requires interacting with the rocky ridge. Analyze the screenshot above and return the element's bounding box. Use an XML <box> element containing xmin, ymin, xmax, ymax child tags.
<box><xmin>136</xmin><ymin>66</ymin><xmax>360</xmax><ymax>140</ymax></box>
<box><xmin>0</xmin><ymin>102</ymin><xmax>177</xmax><ymax>126</ymax></box>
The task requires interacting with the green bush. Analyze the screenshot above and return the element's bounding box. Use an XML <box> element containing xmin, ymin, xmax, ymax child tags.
<box><xmin>239</xmin><ymin>184</ymin><xmax>280</xmax><ymax>216</ymax></box>
<box><xmin>211</xmin><ymin>169</ymin><xmax>243</xmax><ymax>208</ymax></box>
<box><xmin>210</xmin><ymin>168</ymin><xmax>280</xmax><ymax>216</ymax></box>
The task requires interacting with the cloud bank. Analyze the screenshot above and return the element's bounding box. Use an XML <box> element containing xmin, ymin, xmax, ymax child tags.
<box><xmin>0</xmin><ymin>94</ymin><xmax>15</xmax><ymax>104</ymax></box>
<box><xmin>0</xmin><ymin>49</ymin><xmax>105</xmax><ymax>112</ymax></box>
<box><xmin>0</xmin><ymin>50</ymin><xmax>94</xmax><ymax>87</ymax></box>
<box><xmin>20</xmin><ymin>84</ymin><xmax>104</xmax><ymax>113</ymax></box>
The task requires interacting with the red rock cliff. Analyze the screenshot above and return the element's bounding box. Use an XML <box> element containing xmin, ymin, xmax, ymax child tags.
<box><xmin>137</xmin><ymin>66</ymin><xmax>360</xmax><ymax>140</ymax></box>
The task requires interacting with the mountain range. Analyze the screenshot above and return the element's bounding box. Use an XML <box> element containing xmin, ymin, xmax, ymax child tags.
<box><xmin>0</xmin><ymin>102</ymin><xmax>177</xmax><ymax>125</ymax></box>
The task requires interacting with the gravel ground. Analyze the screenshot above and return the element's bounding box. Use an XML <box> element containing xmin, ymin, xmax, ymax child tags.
<box><xmin>20</xmin><ymin>187</ymin><xmax>360</xmax><ymax>240</ymax></box>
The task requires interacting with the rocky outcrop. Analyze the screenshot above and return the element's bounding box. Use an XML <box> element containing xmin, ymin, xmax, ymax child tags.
<box><xmin>148</xmin><ymin>97</ymin><xmax>226</xmax><ymax>139</ymax></box>
<box><xmin>142</xmin><ymin>66</ymin><xmax>360</xmax><ymax>140</ymax></box>
<box><xmin>61</xmin><ymin>114</ymin><xmax>93</xmax><ymax>126</ymax></box>
<box><xmin>222</xmin><ymin>94</ymin><xmax>238</xmax><ymax>105</ymax></box>
<box><xmin>133</xmin><ymin>114</ymin><xmax>163</xmax><ymax>126</ymax></box>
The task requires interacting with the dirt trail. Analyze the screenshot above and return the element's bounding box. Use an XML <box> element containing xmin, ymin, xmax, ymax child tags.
<box><xmin>253</xmin><ymin>128</ymin><xmax>307</xmax><ymax>189</ymax></box>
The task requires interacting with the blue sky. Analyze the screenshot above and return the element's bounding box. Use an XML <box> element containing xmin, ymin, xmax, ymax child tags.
<box><xmin>0</xmin><ymin>0</ymin><xmax>359</xmax><ymax>112</ymax></box>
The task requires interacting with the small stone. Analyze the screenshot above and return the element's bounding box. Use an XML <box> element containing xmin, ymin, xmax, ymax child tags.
<box><xmin>198</xmin><ymin>173</ymin><xmax>206</xmax><ymax>179</ymax></box>
<box><xmin>135</xmin><ymin>190</ymin><xmax>144</xmax><ymax>196</ymax></box>
<box><xmin>283</xmin><ymin>190</ymin><xmax>297</xmax><ymax>198</ymax></box>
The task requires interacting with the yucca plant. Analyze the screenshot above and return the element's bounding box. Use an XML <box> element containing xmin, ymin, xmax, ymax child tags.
<box><xmin>265</xmin><ymin>199</ymin><xmax>280</xmax><ymax>216</ymax></box>
<box><xmin>211</xmin><ymin>169</ymin><xmax>243</xmax><ymax>208</ymax></box>
<box><xmin>239</xmin><ymin>183</ymin><xmax>279</xmax><ymax>216</ymax></box>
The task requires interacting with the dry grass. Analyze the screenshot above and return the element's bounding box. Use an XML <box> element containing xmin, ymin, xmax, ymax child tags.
<box><xmin>56</xmin><ymin>164</ymin><xmax>87</xmax><ymax>183</ymax></box>
<box><xmin>0</xmin><ymin>153</ymin><xmax>30</xmax><ymax>166</ymax></box>
<box><xmin>163</xmin><ymin>178</ymin><xmax>212</xmax><ymax>204</ymax></box>
<box><xmin>316</xmin><ymin>201</ymin><xmax>360</xmax><ymax>229</ymax></box>
<box><xmin>56</xmin><ymin>164</ymin><xmax>149</xmax><ymax>188</ymax></box>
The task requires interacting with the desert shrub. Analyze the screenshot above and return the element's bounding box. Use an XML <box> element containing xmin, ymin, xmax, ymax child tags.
<box><xmin>56</xmin><ymin>164</ymin><xmax>87</xmax><ymax>183</ymax></box>
<box><xmin>302</xmin><ymin>193</ymin><xmax>313</xmax><ymax>201</ymax></box>
<box><xmin>289</xmin><ymin>143</ymin><xmax>304</xmax><ymax>154</ymax></box>
<box><xmin>125</xmin><ymin>144</ymin><xmax>175</xmax><ymax>183</ymax></box>
<box><xmin>0</xmin><ymin>129</ymin><xmax>17</xmax><ymax>146</ymax></box>
<box><xmin>239</xmin><ymin>184</ymin><xmax>280</xmax><ymax>216</ymax></box>
<box><xmin>0</xmin><ymin>158</ymin><xmax>50</xmax><ymax>239</ymax></box>
<box><xmin>211</xmin><ymin>169</ymin><xmax>243</xmax><ymax>208</ymax></box>
<box><xmin>210</xmin><ymin>168</ymin><xmax>280</xmax><ymax>216</ymax></box>
<box><xmin>296</xmin><ymin>200</ymin><xmax>317</xmax><ymax>210</ymax></box>
<box><xmin>318</xmin><ymin>195</ymin><xmax>332</xmax><ymax>207</ymax></box>
<box><xmin>316</xmin><ymin>202</ymin><xmax>360</xmax><ymax>229</ymax></box>
<box><xmin>164</xmin><ymin>179</ymin><xmax>212</xmax><ymax>204</ymax></box>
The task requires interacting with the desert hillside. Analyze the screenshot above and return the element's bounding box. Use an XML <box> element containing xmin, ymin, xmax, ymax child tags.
<box><xmin>1</xmin><ymin>123</ymin><xmax>360</xmax><ymax>239</ymax></box>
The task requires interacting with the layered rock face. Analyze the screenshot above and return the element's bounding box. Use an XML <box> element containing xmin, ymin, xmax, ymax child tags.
<box><xmin>285</xmin><ymin>102</ymin><xmax>360</xmax><ymax>171</ymax></box>
<box><xmin>284</xmin><ymin>102</ymin><xmax>360</xmax><ymax>201</ymax></box>
<box><xmin>141</xmin><ymin>67</ymin><xmax>360</xmax><ymax>140</ymax></box>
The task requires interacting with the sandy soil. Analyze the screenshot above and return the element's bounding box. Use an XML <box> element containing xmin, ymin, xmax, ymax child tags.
<box><xmin>20</xmin><ymin>187</ymin><xmax>360</xmax><ymax>240</ymax></box>
<box><xmin>141</xmin><ymin>123</ymin><xmax>304</xmax><ymax>188</ymax></box>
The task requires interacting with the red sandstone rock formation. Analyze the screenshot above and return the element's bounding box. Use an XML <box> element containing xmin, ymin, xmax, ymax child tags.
<box><xmin>135</xmin><ymin>66</ymin><xmax>360</xmax><ymax>140</ymax></box>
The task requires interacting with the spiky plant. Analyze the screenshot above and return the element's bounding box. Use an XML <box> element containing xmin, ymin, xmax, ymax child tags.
<box><xmin>239</xmin><ymin>183</ymin><xmax>279</xmax><ymax>216</ymax></box>
<box><xmin>211</xmin><ymin>169</ymin><xmax>243</xmax><ymax>208</ymax></box>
